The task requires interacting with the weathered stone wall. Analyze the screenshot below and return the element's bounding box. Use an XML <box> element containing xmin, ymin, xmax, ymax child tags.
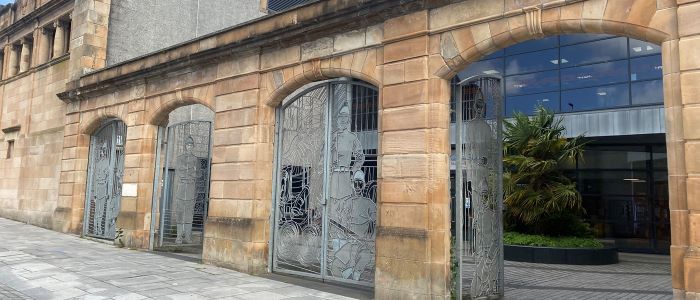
<box><xmin>0</xmin><ymin>59</ymin><xmax>69</xmax><ymax>229</ymax></box>
<box><xmin>105</xmin><ymin>0</ymin><xmax>264</xmax><ymax>66</ymax></box>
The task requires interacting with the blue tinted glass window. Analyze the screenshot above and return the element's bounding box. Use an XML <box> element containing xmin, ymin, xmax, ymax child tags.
<box><xmin>505</xmin><ymin>48</ymin><xmax>558</xmax><ymax>75</ymax></box>
<box><xmin>504</xmin><ymin>36</ymin><xmax>558</xmax><ymax>55</ymax></box>
<box><xmin>506</xmin><ymin>92</ymin><xmax>560</xmax><ymax>116</ymax></box>
<box><xmin>629</xmin><ymin>39</ymin><xmax>661</xmax><ymax>57</ymax></box>
<box><xmin>560</xmin><ymin>37</ymin><xmax>628</xmax><ymax>66</ymax></box>
<box><xmin>560</xmin><ymin>34</ymin><xmax>615</xmax><ymax>45</ymax></box>
<box><xmin>561</xmin><ymin>60</ymin><xmax>629</xmax><ymax>90</ymax></box>
<box><xmin>632</xmin><ymin>80</ymin><xmax>663</xmax><ymax>105</ymax></box>
<box><xmin>561</xmin><ymin>83</ymin><xmax>629</xmax><ymax>112</ymax></box>
<box><xmin>506</xmin><ymin>70</ymin><xmax>559</xmax><ymax>96</ymax></box>
<box><xmin>457</xmin><ymin>58</ymin><xmax>504</xmax><ymax>80</ymax></box>
<box><xmin>482</xmin><ymin>49</ymin><xmax>505</xmax><ymax>60</ymax></box>
<box><xmin>630</xmin><ymin>55</ymin><xmax>662</xmax><ymax>81</ymax></box>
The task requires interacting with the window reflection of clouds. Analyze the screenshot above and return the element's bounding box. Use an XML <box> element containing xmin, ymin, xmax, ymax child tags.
<box><xmin>560</xmin><ymin>37</ymin><xmax>628</xmax><ymax>66</ymax></box>
<box><xmin>562</xmin><ymin>84</ymin><xmax>629</xmax><ymax>112</ymax></box>
<box><xmin>561</xmin><ymin>60</ymin><xmax>629</xmax><ymax>90</ymax></box>
<box><xmin>506</xmin><ymin>70</ymin><xmax>559</xmax><ymax>96</ymax></box>
<box><xmin>632</xmin><ymin>80</ymin><xmax>663</xmax><ymax>105</ymax></box>
<box><xmin>630</xmin><ymin>55</ymin><xmax>663</xmax><ymax>81</ymax></box>
<box><xmin>506</xmin><ymin>92</ymin><xmax>560</xmax><ymax>116</ymax></box>
<box><xmin>505</xmin><ymin>49</ymin><xmax>558</xmax><ymax>75</ymax></box>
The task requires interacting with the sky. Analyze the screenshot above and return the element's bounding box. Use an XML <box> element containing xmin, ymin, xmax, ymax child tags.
<box><xmin>0</xmin><ymin>0</ymin><xmax>12</xmax><ymax>5</ymax></box>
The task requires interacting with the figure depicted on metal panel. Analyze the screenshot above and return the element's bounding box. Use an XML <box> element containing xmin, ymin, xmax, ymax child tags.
<box><xmin>174</xmin><ymin>136</ymin><xmax>201</xmax><ymax>244</ymax></box>
<box><xmin>328</xmin><ymin>102</ymin><xmax>376</xmax><ymax>281</ymax></box>
<box><xmin>329</xmin><ymin>169</ymin><xmax>376</xmax><ymax>281</ymax></box>
<box><xmin>92</xmin><ymin>141</ymin><xmax>111</xmax><ymax>236</ymax></box>
<box><xmin>329</xmin><ymin>104</ymin><xmax>364</xmax><ymax>201</ymax></box>
<box><xmin>464</xmin><ymin>85</ymin><xmax>500</xmax><ymax>298</ymax></box>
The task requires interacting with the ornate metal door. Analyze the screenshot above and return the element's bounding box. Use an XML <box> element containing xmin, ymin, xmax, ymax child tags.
<box><xmin>155</xmin><ymin>121</ymin><xmax>213</xmax><ymax>250</ymax></box>
<box><xmin>84</xmin><ymin>119</ymin><xmax>126</xmax><ymax>239</ymax></box>
<box><xmin>454</xmin><ymin>76</ymin><xmax>504</xmax><ymax>299</ymax></box>
<box><xmin>272</xmin><ymin>80</ymin><xmax>378</xmax><ymax>286</ymax></box>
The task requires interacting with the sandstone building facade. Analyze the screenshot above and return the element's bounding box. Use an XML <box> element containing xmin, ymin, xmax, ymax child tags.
<box><xmin>0</xmin><ymin>0</ymin><xmax>698</xmax><ymax>298</ymax></box>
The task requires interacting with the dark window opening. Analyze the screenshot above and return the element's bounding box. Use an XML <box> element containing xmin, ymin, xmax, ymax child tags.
<box><xmin>6</xmin><ymin>140</ymin><xmax>14</xmax><ymax>159</ymax></box>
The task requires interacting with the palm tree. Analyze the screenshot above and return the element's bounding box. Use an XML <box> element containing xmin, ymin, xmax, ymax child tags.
<box><xmin>503</xmin><ymin>106</ymin><xmax>588</xmax><ymax>236</ymax></box>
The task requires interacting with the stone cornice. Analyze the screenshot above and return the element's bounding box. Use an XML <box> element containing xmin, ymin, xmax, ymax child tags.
<box><xmin>59</xmin><ymin>0</ymin><xmax>462</xmax><ymax>103</ymax></box>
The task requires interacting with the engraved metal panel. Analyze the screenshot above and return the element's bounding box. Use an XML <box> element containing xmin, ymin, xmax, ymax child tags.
<box><xmin>272</xmin><ymin>80</ymin><xmax>378</xmax><ymax>286</ymax></box>
<box><xmin>156</xmin><ymin>121</ymin><xmax>213</xmax><ymax>250</ymax></box>
<box><xmin>84</xmin><ymin>120</ymin><xmax>127</xmax><ymax>239</ymax></box>
<box><xmin>454</xmin><ymin>76</ymin><xmax>504</xmax><ymax>299</ymax></box>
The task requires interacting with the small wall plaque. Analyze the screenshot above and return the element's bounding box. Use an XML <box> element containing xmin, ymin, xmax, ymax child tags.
<box><xmin>122</xmin><ymin>183</ymin><xmax>138</xmax><ymax>197</ymax></box>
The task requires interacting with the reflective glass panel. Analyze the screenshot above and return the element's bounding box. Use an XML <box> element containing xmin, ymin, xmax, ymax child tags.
<box><xmin>504</xmin><ymin>36</ymin><xmax>558</xmax><ymax>55</ymax></box>
<box><xmin>505</xmin><ymin>48</ymin><xmax>558</xmax><ymax>75</ymax></box>
<box><xmin>629</xmin><ymin>39</ymin><xmax>661</xmax><ymax>57</ymax></box>
<box><xmin>561</xmin><ymin>60</ymin><xmax>629</xmax><ymax>90</ymax></box>
<box><xmin>560</xmin><ymin>37</ymin><xmax>628</xmax><ymax>66</ymax></box>
<box><xmin>652</xmin><ymin>145</ymin><xmax>667</xmax><ymax>170</ymax></box>
<box><xmin>457</xmin><ymin>58</ymin><xmax>504</xmax><ymax>79</ymax></box>
<box><xmin>578</xmin><ymin>145</ymin><xmax>650</xmax><ymax>170</ymax></box>
<box><xmin>560</xmin><ymin>34</ymin><xmax>615</xmax><ymax>45</ymax></box>
<box><xmin>632</xmin><ymin>80</ymin><xmax>663</xmax><ymax>105</ymax></box>
<box><xmin>505</xmin><ymin>70</ymin><xmax>559</xmax><ymax>96</ymax></box>
<box><xmin>561</xmin><ymin>83</ymin><xmax>629</xmax><ymax>112</ymax></box>
<box><xmin>505</xmin><ymin>92</ymin><xmax>559</xmax><ymax>116</ymax></box>
<box><xmin>630</xmin><ymin>55</ymin><xmax>663</xmax><ymax>81</ymax></box>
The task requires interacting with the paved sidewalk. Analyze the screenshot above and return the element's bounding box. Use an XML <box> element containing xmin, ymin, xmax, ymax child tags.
<box><xmin>0</xmin><ymin>217</ymin><xmax>673</xmax><ymax>299</ymax></box>
<box><xmin>503</xmin><ymin>253</ymin><xmax>673</xmax><ymax>299</ymax></box>
<box><xmin>0</xmin><ymin>218</ymin><xmax>355</xmax><ymax>300</ymax></box>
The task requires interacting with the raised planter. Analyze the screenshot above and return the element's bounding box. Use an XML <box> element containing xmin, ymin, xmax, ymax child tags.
<box><xmin>504</xmin><ymin>244</ymin><xmax>619</xmax><ymax>265</ymax></box>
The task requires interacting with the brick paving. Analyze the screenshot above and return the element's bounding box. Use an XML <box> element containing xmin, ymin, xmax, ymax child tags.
<box><xmin>0</xmin><ymin>217</ymin><xmax>672</xmax><ymax>299</ymax></box>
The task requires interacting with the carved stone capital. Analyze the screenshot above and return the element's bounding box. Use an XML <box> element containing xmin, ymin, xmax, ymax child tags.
<box><xmin>54</xmin><ymin>20</ymin><xmax>66</xmax><ymax>29</ymax></box>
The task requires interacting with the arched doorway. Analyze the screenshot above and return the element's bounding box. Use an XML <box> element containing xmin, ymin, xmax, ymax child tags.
<box><xmin>83</xmin><ymin>119</ymin><xmax>127</xmax><ymax>239</ymax></box>
<box><xmin>450</xmin><ymin>33</ymin><xmax>670</xmax><ymax>298</ymax></box>
<box><xmin>150</xmin><ymin>104</ymin><xmax>215</xmax><ymax>256</ymax></box>
<box><xmin>271</xmin><ymin>79</ymin><xmax>379</xmax><ymax>286</ymax></box>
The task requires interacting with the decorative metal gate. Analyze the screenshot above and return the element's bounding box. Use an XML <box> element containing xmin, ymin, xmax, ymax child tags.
<box><xmin>454</xmin><ymin>76</ymin><xmax>504</xmax><ymax>299</ymax></box>
<box><xmin>271</xmin><ymin>80</ymin><xmax>378</xmax><ymax>286</ymax></box>
<box><xmin>84</xmin><ymin>119</ymin><xmax>127</xmax><ymax>239</ymax></box>
<box><xmin>155</xmin><ymin>121</ymin><xmax>213</xmax><ymax>250</ymax></box>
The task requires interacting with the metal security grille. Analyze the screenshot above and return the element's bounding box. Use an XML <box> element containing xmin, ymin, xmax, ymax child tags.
<box><xmin>272</xmin><ymin>80</ymin><xmax>378</xmax><ymax>286</ymax></box>
<box><xmin>156</xmin><ymin>121</ymin><xmax>213</xmax><ymax>251</ymax></box>
<box><xmin>267</xmin><ymin>0</ymin><xmax>312</xmax><ymax>12</ymax></box>
<box><xmin>454</xmin><ymin>76</ymin><xmax>505</xmax><ymax>299</ymax></box>
<box><xmin>84</xmin><ymin>120</ymin><xmax>126</xmax><ymax>239</ymax></box>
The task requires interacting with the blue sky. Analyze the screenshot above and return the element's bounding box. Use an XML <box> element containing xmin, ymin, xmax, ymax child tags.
<box><xmin>0</xmin><ymin>0</ymin><xmax>13</xmax><ymax>5</ymax></box>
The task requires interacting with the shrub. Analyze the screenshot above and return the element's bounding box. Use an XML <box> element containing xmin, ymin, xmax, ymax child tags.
<box><xmin>504</xmin><ymin>231</ymin><xmax>603</xmax><ymax>248</ymax></box>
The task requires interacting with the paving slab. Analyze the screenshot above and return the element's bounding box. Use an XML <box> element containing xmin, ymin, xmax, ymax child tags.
<box><xmin>0</xmin><ymin>217</ymin><xmax>673</xmax><ymax>299</ymax></box>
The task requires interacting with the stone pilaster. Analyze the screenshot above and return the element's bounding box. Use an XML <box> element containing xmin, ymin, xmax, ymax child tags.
<box><xmin>53</xmin><ymin>20</ymin><xmax>66</xmax><ymax>58</ymax></box>
<box><xmin>7</xmin><ymin>44</ymin><xmax>19</xmax><ymax>77</ymax></box>
<box><xmin>676</xmin><ymin>1</ymin><xmax>700</xmax><ymax>297</ymax></box>
<box><xmin>37</xmin><ymin>27</ymin><xmax>52</xmax><ymax>65</ymax></box>
<box><xmin>375</xmin><ymin>10</ymin><xmax>452</xmax><ymax>299</ymax></box>
<box><xmin>18</xmin><ymin>38</ymin><xmax>31</xmax><ymax>73</ymax></box>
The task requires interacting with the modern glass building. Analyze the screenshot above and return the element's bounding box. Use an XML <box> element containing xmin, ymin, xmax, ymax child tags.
<box><xmin>452</xmin><ymin>34</ymin><xmax>669</xmax><ymax>254</ymax></box>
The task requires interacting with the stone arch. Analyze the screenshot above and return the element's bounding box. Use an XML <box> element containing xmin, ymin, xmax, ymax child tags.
<box><xmin>80</xmin><ymin>109</ymin><xmax>128</xmax><ymax>136</ymax></box>
<box><xmin>434</xmin><ymin>0</ymin><xmax>675</xmax><ymax>79</ymax></box>
<box><xmin>263</xmin><ymin>48</ymin><xmax>382</xmax><ymax>107</ymax></box>
<box><xmin>146</xmin><ymin>96</ymin><xmax>215</xmax><ymax>127</ymax></box>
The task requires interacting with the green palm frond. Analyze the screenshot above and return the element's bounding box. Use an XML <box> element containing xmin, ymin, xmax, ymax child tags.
<box><xmin>503</xmin><ymin>105</ymin><xmax>587</xmax><ymax>228</ymax></box>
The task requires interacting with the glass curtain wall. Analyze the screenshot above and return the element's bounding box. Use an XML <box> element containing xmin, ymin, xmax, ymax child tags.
<box><xmin>454</xmin><ymin>34</ymin><xmax>663</xmax><ymax>116</ymax></box>
<box><xmin>562</xmin><ymin>138</ymin><xmax>670</xmax><ymax>254</ymax></box>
